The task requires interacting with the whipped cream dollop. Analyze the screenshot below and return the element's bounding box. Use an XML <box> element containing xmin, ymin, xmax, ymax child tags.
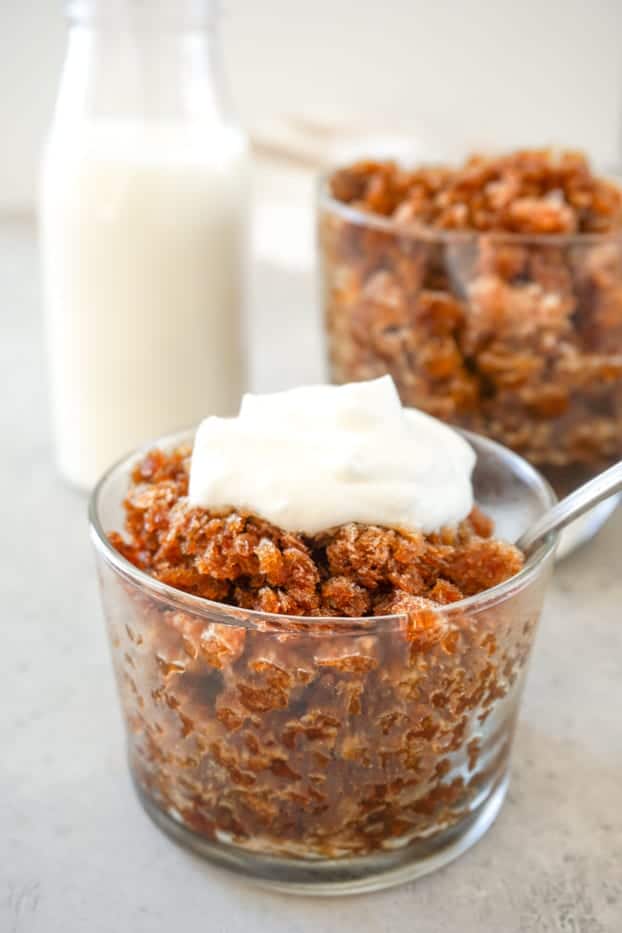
<box><xmin>188</xmin><ymin>376</ymin><xmax>476</xmax><ymax>535</ymax></box>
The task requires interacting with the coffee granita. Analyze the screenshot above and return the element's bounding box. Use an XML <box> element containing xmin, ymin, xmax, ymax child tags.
<box><xmin>320</xmin><ymin>149</ymin><xmax>622</xmax><ymax>495</ymax></box>
<box><xmin>104</xmin><ymin>379</ymin><xmax>535</xmax><ymax>859</ymax></box>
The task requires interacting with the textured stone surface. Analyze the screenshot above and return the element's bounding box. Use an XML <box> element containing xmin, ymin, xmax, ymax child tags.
<box><xmin>1</xmin><ymin>219</ymin><xmax>620</xmax><ymax>932</ymax></box>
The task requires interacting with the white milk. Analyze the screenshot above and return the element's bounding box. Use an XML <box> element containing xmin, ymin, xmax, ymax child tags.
<box><xmin>40</xmin><ymin>121</ymin><xmax>249</xmax><ymax>489</ymax></box>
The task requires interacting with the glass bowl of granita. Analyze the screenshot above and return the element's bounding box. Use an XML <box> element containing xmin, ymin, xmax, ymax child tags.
<box><xmin>90</xmin><ymin>411</ymin><xmax>557</xmax><ymax>894</ymax></box>
<box><xmin>319</xmin><ymin>149</ymin><xmax>622</xmax><ymax>517</ymax></box>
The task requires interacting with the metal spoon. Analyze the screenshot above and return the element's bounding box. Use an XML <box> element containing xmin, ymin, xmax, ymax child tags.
<box><xmin>517</xmin><ymin>460</ymin><xmax>622</xmax><ymax>556</ymax></box>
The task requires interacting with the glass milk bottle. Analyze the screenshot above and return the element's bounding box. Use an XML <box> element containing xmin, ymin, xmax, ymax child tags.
<box><xmin>40</xmin><ymin>0</ymin><xmax>249</xmax><ymax>490</ymax></box>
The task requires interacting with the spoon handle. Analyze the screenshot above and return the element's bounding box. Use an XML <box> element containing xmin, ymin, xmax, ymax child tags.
<box><xmin>516</xmin><ymin>460</ymin><xmax>622</xmax><ymax>555</ymax></box>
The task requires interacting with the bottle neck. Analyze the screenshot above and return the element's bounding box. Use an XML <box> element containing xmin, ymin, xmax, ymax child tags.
<box><xmin>54</xmin><ymin>1</ymin><xmax>233</xmax><ymax>130</ymax></box>
<box><xmin>67</xmin><ymin>0</ymin><xmax>219</xmax><ymax>31</ymax></box>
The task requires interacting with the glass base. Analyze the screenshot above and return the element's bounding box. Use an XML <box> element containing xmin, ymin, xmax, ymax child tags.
<box><xmin>133</xmin><ymin>773</ymin><xmax>509</xmax><ymax>896</ymax></box>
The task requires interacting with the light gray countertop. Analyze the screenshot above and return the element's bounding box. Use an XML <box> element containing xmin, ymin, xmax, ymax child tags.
<box><xmin>2</xmin><ymin>218</ymin><xmax>621</xmax><ymax>933</ymax></box>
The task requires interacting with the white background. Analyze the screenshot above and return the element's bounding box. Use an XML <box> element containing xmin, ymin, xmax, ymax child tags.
<box><xmin>1</xmin><ymin>0</ymin><xmax>622</xmax><ymax>211</ymax></box>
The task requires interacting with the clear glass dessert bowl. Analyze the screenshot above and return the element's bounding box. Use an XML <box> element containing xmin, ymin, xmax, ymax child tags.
<box><xmin>318</xmin><ymin>163</ymin><xmax>622</xmax><ymax>551</ymax></box>
<box><xmin>90</xmin><ymin>427</ymin><xmax>557</xmax><ymax>895</ymax></box>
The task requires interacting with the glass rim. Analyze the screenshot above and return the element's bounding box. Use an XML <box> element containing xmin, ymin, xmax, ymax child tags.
<box><xmin>317</xmin><ymin>171</ymin><xmax>622</xmax><ymax>246</ymax></box>
<box><xmin>89</xmin><ymin>425</ymin><xmax>558</xmax><ymax>631</ymax></box>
